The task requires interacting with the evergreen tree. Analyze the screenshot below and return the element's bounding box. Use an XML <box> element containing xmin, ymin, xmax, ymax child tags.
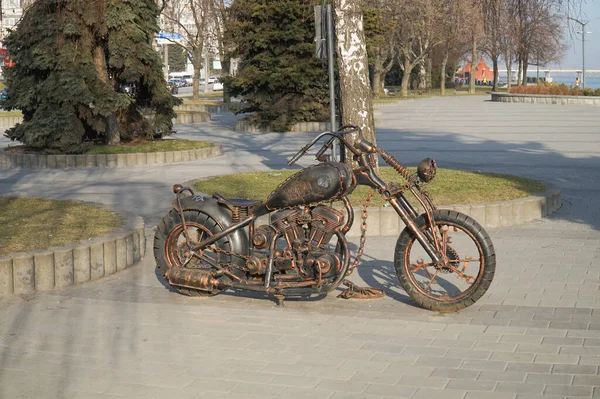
<box><xmin>225</xmin><ymin>0</ymin><xmax>329</xmax><ymax>131</ymax></box>
<box><xmin>2</xmin><ymin>0</ymin><xmax>180</xmax><ymax>154</ymax></box>
<box><xmin>168</xmin><ymin>45</ymin><xmax>188</xmax><ymax>73</ymax></box>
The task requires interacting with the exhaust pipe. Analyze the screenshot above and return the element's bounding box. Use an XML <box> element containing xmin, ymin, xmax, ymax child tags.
<box><xmin>165</xmin><ymin>267</ymin><xmax>220</xmax><ymax>292</ymax></box>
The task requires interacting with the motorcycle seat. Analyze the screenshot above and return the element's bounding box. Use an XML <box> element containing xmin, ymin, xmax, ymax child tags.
<box><xmin>213</xmin><ymin>192</ymin><xmax>262</xmax><ymax>209</ymax></box>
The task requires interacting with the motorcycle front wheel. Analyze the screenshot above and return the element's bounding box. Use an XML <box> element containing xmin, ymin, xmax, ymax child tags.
<box><xmin>394</xmin><ymin>210</ymin><xmax>495</xmax><ymax>312</ymax></box>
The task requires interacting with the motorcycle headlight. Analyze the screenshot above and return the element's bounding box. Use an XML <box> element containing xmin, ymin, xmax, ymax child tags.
<box><xmin>417</xmin><ymin>157</ymin><xmax>437</xmax><ymax>183</ymax></box>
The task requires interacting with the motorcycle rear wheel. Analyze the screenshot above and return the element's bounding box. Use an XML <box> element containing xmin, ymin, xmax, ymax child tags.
<box><xmin>394</xmin><ymin>210</ymin><xmax>495</xmax><ymax>312</ymax></box>
<box><xmin>154</xmin><ymin>209</ymin><xmax>232</xmax><ymax>297</ymax></box>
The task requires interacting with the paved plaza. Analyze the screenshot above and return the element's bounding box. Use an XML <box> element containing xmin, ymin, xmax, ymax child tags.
<box><xmin>1</xmin><ymin>96</ymin><xmax>600</xmax><ymax>398</ymax></box>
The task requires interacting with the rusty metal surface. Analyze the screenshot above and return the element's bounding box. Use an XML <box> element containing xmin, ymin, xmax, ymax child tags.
<box><xmin>155</xmin><ymin>125</ymin><xmax>494</xmax><ymax>311</ymax></box>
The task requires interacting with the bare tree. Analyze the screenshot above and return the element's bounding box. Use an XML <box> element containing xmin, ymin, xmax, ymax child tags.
<box><xmin>437</xmin><ymin>0</ymin><xmax>471</xmax><ymax>95</ymax></box>
<box><xmin>364</xmin><ymin>1</ymin><xmax>397</xmax><ymax>97</ymax></box>
<box><xmin>392</xmin><ymin>0</ymin><xmax>445</xmax><ymax>96</ymax></box>
<box><xmin>161</xmin><ymin>0</ymin><xmax>215</xmax><ymax>101</ymax></box>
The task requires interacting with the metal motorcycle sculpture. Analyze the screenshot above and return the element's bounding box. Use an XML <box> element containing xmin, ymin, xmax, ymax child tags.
<box><xmin>154</xmin><ymin>125</ymin><xmax>495</xmax><ymax>312</ymax></box>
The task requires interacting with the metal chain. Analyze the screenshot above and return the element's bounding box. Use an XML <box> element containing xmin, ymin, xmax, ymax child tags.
<box><xmin>346</xmin><ymin>189</ymin><xmax>375</xmax><ymax>276</ymax></box>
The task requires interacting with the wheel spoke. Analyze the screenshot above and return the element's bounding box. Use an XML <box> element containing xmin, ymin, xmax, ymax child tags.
<box><xmin>424</xmin><ymin>269</ymin><xmax>440</xmax><ymax>291</ymax></box>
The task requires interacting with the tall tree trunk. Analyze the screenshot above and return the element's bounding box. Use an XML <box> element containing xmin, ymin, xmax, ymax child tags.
<box><xmin>492</xmin><ymin>56</ymin><xmax>499</xmax><ymax>91</ymax></box>
<box><xmin>417</xmin><ymin>60</ymin><xmax>426</xmax><ymax>90</ymax></box>
<box><xmin>333</xmin><ymin>0</ymin><xmax>376</xmax><ymax>166</ymax></box>
<box><xmin>440</xmin><ymin>47</ymin><xmax>449</xmax><ymax>96</ymax></box>
<box><xmin>426</xmin><ymin>56</ymin><xmax>432</xmax><ymax>90</ymax></box>
<box><xmin>400</xmin><ymin>57</ymin><xmax>411</xmax><ymax>97</ymax></box>
<box><xmin>506</xmin><ymin>51</ymin><xmax>513</xmax><ymax>90</ymax></box>
<box><xmin>192</xmin><ymin>46</ymin><xmax>203</xmax><ymax>102</ymax></box>
<box><xmin>372</xmin><ymin>48</ymin><xmax>382</xmax><ymax>98</ymax></box>
<box><xmin>470</xmin><ymin>36</ymin><xmax>477</xmax><ymax>94</ymax></box>
<box><xmin>222</xmin><ymin>55</ymin><xmax>231</xmax><ymax>103</ymax></box>
<box><xmin>94</xmin><ymin>46</ymin><xmax>119</xmax><ymax>145</ymax></box>
<box><xmin>521</xmin><ymin>55</ymin><xmax>529</xmax><ymax>86</ymax></box>
<box><xmin>517</xmin><ymin>57</ymin><xmax>522</xmax><ymax>86</ymax></box>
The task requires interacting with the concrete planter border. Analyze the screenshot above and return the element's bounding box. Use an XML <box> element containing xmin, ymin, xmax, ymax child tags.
<box><xmin>0</xmin><ymin>208</ymin><xmax>146</xmax><ymax>296</ymax></box>
<box><xmin>174</xmin><ymin>111</ymin><xmax>211</xmax><ymax>124</ymax></box>
<box><xmin>234</xmin><ymin>118</ymin><xmax>332</xmax><ymax>133</ymax></box>
<box><xmin>250</xmin><ymin>185</ymin><xmax>561</xmax><ymax>237</ymax></box>
<box><xmin>491</xmin><ymin>92</ymin><xmax>600</xmax><ymax>106</ymax></box>
<box><xmin>175</xmin><ymin>103</ymin><xmax>243</xmax><ymax>114</ymax></box>
<box><xmin>0</xmin><ymin>111</ymin><xmax>215</xmax><ymax>131</ymax></box>
<box><xmin>0</xmin><ymin>143</ymin><xmax>222</xmax><ymax>169</ymax></box>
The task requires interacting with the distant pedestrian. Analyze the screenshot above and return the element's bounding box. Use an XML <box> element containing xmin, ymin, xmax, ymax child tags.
<box><xmin>575</xmin><ymin>77</ymin><xmax>580</xmax><ymax>88</ymax></box>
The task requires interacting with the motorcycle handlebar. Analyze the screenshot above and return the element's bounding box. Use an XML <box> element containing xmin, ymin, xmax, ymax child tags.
<box><xmin>287</xmin><ymin>125</ymin><xmax>364</xmax><ymax>166</ymax></box>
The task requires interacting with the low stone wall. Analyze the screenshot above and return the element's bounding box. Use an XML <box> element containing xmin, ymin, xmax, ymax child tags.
<box><xmin>0</xmin><ymin>110</ymin><xmax>215</xmax><ymax>132</ymax></box>
<box><xmin>250</xmin><ymin>186</ymin><xmax>561</xmax><ymax>237</ymax></box>
<box><xmin>175</xmin><ymin>103</ymin><xmax>242</xmax><ymax>114</ymax></box>
<box><xmin>234</xmin><ymin>118</ymin><xmax>331</xmax><ymax>133</ymax></box>
<box><xmin>0</xmin><ymin>116</ymin><xmax>22</xmax><ymax>129</ymax></box>
<box><xmin>491</xmin><ymin>92</ymin><xmax>600</xmax><ymax>106</ymax></box>
<box><xmin>174</xmin><ymin>111</ymin><xmax>211</xmax><ymax>123</ymax></box>
<box><xmin>0</xmin><ymin>144</ymin><xmax>222</xmax><ymax>169</ymax></box>
<box><xmin>0</xmin><ymin>210</ymin><xmax>145</xmax><ymax>296</ymax></box>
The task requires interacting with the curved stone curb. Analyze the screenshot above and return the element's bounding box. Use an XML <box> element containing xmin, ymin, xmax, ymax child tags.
<box><xmin>340</xmin><ymin>185</ymin><xmax>561</xmax><ymax>237</ymax></box>
<box><xmin>0</xmin><ymin>209</ymin><xmax>146</xmax><ymax>296</ymax></box>
<box><xmin>234</xmin><ymin>118</ymin><xmax>332</xmax><ymax>133</ymax></box>
<box><xmin>491</xmin><ymin>92</ymin><xmax>600</xmax><ymax>106</ymax></box>
<box><xmin>0</xmin><ymin>144</ymin><xmax>222</xmax><ymax>169</ymax></box>
<box><xmin>247</xmin><ymin>186</ymin><xmax>561</xmax><ymax>237</ymax></box>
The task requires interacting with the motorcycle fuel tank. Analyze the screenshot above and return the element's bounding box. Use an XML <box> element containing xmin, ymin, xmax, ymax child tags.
<box><xmin>266</xmin><ymin>162</ymin><xmax>355</xmax><ymax>210</ymax></box>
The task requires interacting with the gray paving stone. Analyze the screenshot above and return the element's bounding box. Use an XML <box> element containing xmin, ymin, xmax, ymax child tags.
<box><xmin>446</xmin><ymin>378</ymin><xmax>496</xmax><ymax>391</ymax></box>
<box><xmin>552</xmin><ymin>364</ymin><xmax>598</xmax><ymax>374</ymax></box>
<box><xmin>279</xmin><ymin>387</ymin><xmax>333</xmax><ymax>399</ymax></box>
<box><xmin>316</xmin><ymin>379</ymin><xmax>369</xmax><ymax>393</ymax></box>
<box><xmin>544</xmin><ymin>384</ymin><xmax>594</xmax><ymax>397</ymax></box>
<box><xmin>464</xmin><ymin>392</ymin><xmax>515</xmax><ymax>399</ymax></box>
<box><xmin>495</xmin><ymin>382</ymin><xmax>544</xmax><ymax>395</ymax></box>
<box><xmin>525</xmin><ymin>372</ymin><xmax>574</xmax><ymax>385</ymax></box>
<box><xmin>461</xmin><ymin>359</ymin><xmax>508</xmax><ymax>371</ymax></box>
<box><xmin>479</xmin><ymin>370</ymin><xmax>527</xmax><ymax>382</ymax></box>
<box><xmin>416</xmin><ymin>356</ymin><xmax>463</xmax><ymax>368</ymax></box>
<box><xmin>431</xmin><ymin>368</ymin><xmax>480</xmax><ymax>379</ymax></box>
<box><xmin>573</xmin><ymin>375</ymin><xmax>600</xmax><ymax>386</ymax></box>
<box><xmin>362</xmin><ymin>383</ymin><xmax>415</xmax><ymax>397</ymax></box>
<box><xmin>412</xmin><ymin>388</ymin><xmax>466</xmax><ymax>399</ymax></box>
<box><xmin>506</xmin><ymin>363</ymin><xmax>552</xmax><ymax>373</ymax></box>
<box><xmin>233</xmin><ymin>381</ymin><xmax>286</xmax><ymax>396</ymax></box>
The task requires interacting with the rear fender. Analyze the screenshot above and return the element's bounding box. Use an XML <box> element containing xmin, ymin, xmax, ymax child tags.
<box><xmin>172</xmin><ymin>195</ymin><xmax>249</xmax><ymax>259</ymax></box>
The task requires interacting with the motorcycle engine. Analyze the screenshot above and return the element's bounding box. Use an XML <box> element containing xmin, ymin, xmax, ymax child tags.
<box><xmin>250</xmin><ymin>205</ymin><xmax>345</xmax><ymax>280</ymax></box>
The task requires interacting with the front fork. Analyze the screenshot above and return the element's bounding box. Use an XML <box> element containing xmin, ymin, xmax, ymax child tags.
<box><xmin>389</xmin><ymin>192</ymin><xmax>444</xmax><ymax>266</ymax></box>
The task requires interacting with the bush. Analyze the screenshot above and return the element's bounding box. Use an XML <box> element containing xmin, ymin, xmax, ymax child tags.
<box><xmin>508</xmin><ymin>83</ymin><xmax>600</xmax><ymax>97</ymax></box>
<box><xmin>224</xmin><ymin>0</ymin><xmax>329</xmax><ymax>132</ymax></box>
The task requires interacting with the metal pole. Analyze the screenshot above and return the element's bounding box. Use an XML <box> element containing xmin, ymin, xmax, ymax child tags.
<box><xmin>326</xmin><ymin>4</ymin><xmax>337</xmax><ymax>161</ymax></box>
<box><xmin>163</xmin><ymin>44</ymin><xmax>169</xmax><ymax>83</ymax></box>
<box><xmin>582</xmin><ymin>26</ymin><xmax>586</xmax><ymax>90</ymax></box>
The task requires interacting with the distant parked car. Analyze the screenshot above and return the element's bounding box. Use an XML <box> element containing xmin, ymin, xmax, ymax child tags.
<box><xmin>212</xmin><ymin>80</ymin><xmax>223</xmax><ymax>91</ymax></box>
<box><xmin>0</xmin><ymin>89</ymin><xmax>6</xmax><ymax>100</ymax></box>
<box><xmin>168</xmin><ymin>79</ymin><xmax>186</xmax><ymax>87</ymax></box>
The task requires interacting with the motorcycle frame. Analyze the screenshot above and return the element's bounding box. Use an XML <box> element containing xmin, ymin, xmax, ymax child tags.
<box><xmin>176</xmin><ymin>126</ymin><xmax>444</xmax><ymax>293</ymax></box>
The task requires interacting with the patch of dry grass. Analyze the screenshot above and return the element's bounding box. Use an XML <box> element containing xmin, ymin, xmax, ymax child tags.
<box><xmin>193</xmin><ymin>168</ymin><xmax>546</xmax><ymax>208</ymax></box>
<box><xmin>0</xmin><ymin>197</ymin><xmax>122</xmax><ymax>256</ymax></box>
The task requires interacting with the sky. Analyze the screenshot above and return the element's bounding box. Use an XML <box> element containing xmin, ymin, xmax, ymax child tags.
<box><xmin>551</xmin><ymin>1</ymin><xmax>600</xmax><ymax>69</ymax></box>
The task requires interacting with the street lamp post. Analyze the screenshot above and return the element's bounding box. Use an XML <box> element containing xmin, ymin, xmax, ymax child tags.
<box><xmin>568</xmin><ymin>17</ymin><xmax>599</xmax><ymax>90</ymax></box>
